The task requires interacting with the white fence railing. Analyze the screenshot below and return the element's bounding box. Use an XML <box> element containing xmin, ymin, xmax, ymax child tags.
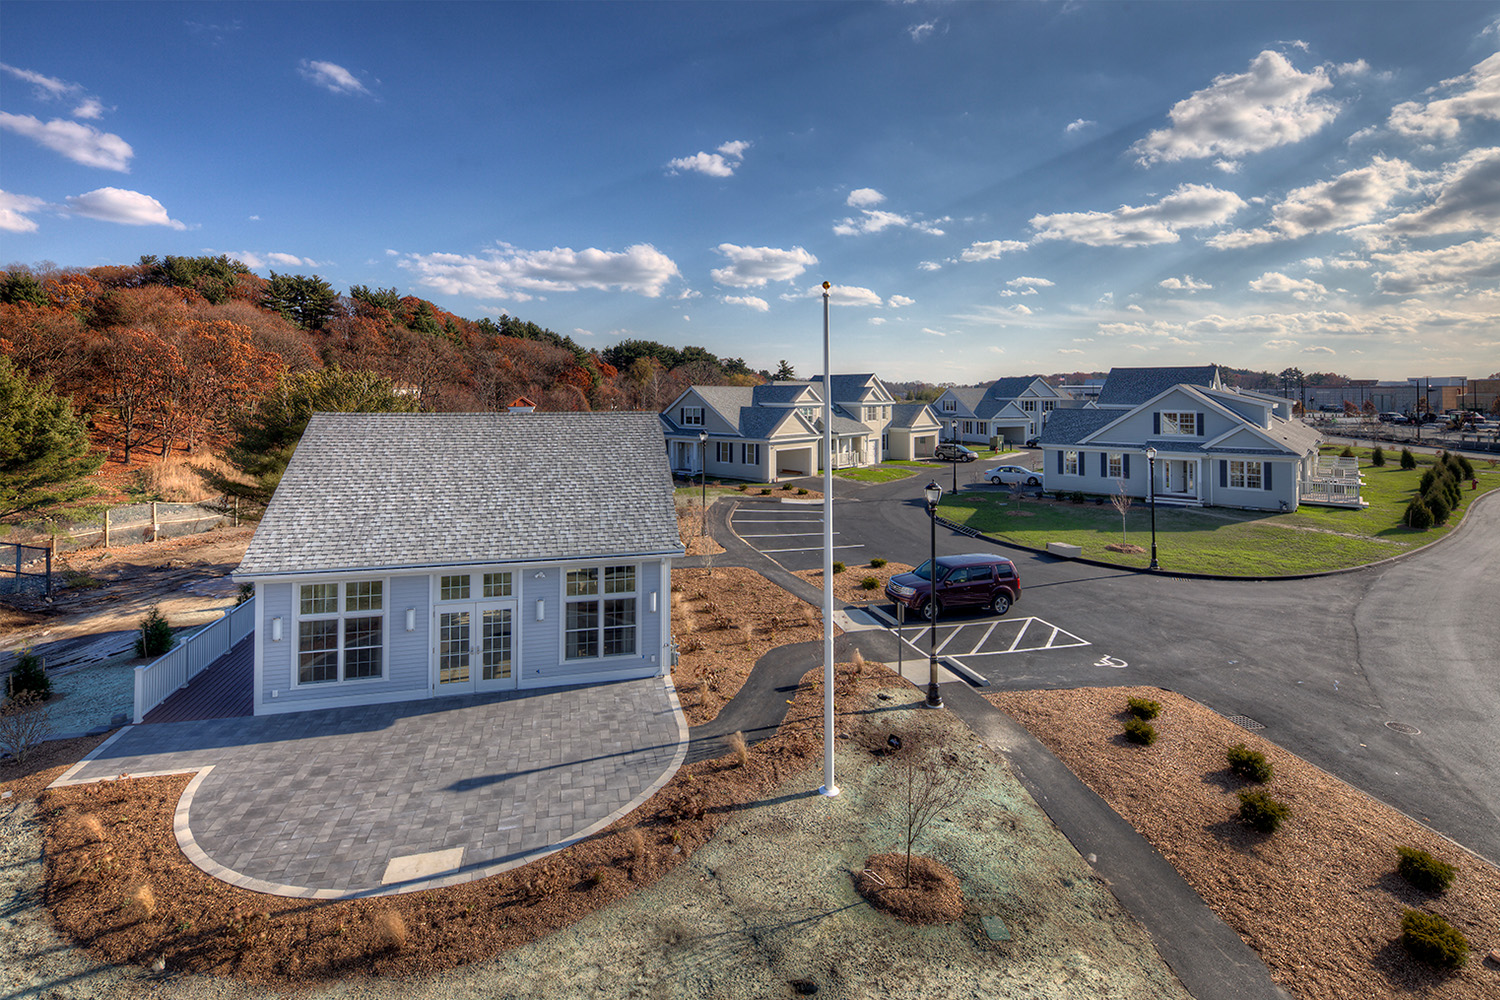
<box><xmin>133</xmin><ymin>597</ymin><xmax>255</xmax><ymax>724</ymax></box>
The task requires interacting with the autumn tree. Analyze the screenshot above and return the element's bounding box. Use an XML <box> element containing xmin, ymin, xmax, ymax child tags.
<box><xmin>0</xmin><ymin>302</ymin><xmax>91</xmax><ymax>390</ymax></box>
<box><xmin>0</xmin><ymin>357</ymin><xmax>104</xmax><ymax>522</ymax></box>
<box><xmin>85</xmin><ymin>325</ymin><xmax>175</xmax><ymax>463</ymax></box>
<box><xmin>210</xmin><ymin>367</ymin><xmax>420</xmax><ymax>503</ymax></box>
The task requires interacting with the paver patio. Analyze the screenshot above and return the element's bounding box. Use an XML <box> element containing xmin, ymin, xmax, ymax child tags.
<box><xmin>51</xmin><ymin>678</ymin><xmax>687</xmax><ymax>898</ymax></box>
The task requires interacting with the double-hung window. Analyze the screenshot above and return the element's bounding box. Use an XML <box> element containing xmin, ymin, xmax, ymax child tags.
<box><xmin>681</xmin><ymin>406</ymin><xmax>703</xmax><ymax>426</ymax></box>
<box><xmin>297</xmin><ymin>580</ymin><xmax>384</xmax><ymax>685</ymax></box>
<box><xmin>1161</xmin><ymin>411</ymin><xmax>1198</xmax><ymax>435</ymax></box>
<box><xmin>1022</xmin><ymin>399</ymin><xmax>1037</xmax><ymax>412</ymax></box>
<box><xmin>1229</xmin><ymin>460</ymin><xmax>1263</xmax><ymax>489</ymax></box>
<box><xmin>1108</xmin><ymin>453</ymin><xmax>1123</xmax><ymax>478</ymax></box>
<box><xmin>942</xmin><ymin>398</ymin><xmax>956</xmax><ymax>412</ymax></box>
<box><xmin>716</xmin><ymin>441</ymin><xmax>733</xmax><ymax>463</ymax></box>
<box><xmin>741</xmin><ymin>443</ymin><xmax>759</xmax><ymax>465</ymax></box>
<box><xmin>565</xmin><ymin>565</ymin><xmax>637</xmax><ymax>660</ymax></box>
<box><xmin>1064</xmin><ymin>450</ymin><xmax>1079</xmax><ymax>475</ymax></box>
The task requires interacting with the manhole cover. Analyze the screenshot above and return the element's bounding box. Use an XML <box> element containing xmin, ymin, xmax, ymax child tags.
<box><xmin>1226</xmin><ymin>714</ymin><xmax>1265</xmax><ymax>731</ymax></box>
<box><xmin>1385</xmin><ymin>721</ymin><xmax>1421</xmax><ymax>736</ymax></box>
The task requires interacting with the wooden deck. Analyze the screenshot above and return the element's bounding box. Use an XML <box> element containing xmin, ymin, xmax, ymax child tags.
<box><xmin>141</xmin><ymin>636</ymin><xmax>254</xmax><ymax>724</ymax></box>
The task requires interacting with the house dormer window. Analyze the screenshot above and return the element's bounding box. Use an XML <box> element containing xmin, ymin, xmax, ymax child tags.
<box><xmin>1021</xmin><ymin>400</ymin><xmax>1036</xmax><ymax>412</ymax></box>
<box><xmin>1159</xmin><ymin>411</ymin><xmax>1200</xmax><ymax>436</ymax></box>
<box><xmin>942</xmin><ymin>399</ymin><xmax>956</xmax><ymax>412</ymax></box>
<box><xmin>681</xmin><ymin>406</ymin><xmax>703</xmax><ymax>426</ymax></box>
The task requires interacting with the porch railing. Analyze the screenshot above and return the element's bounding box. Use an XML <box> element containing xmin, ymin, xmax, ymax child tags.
<box><xmin>133</xmin><ymin>597</ymin><xmax>255</xmax><ymax>724</ymax></box>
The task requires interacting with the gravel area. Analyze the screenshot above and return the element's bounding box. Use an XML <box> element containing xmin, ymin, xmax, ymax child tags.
<box><xmin>42</xmin><ymin>656</ymin><xmax>137</xmax><ymax>737</ymax></box>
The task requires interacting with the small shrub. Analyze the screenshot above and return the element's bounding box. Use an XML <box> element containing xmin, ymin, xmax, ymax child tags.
<box><xmin>129</xmin><ymin>884</ymin><xmax>157</xmax><ymax>921</ymax></box>
<box><xmin>1400</xmin><ymin>909</ymin><xmax>1467</xmax><ymax>969</ymax></box>
<box><xmin>624</xmin><ymin>827</ymin><xmax>646</xmax><ymax>860</ymax></box>
<box><xmin>832</xmin><ymin>561</ymin><xmax>845</xmax><ymax>574</ymax></box>
<box><xmin>1227</xmin><ymin>743</ymin><xmax>1273</xmax><ymax>782</ymax></box>
<box><xmin>797</xmin><ymin>488</ymin><xmax>809</xmax><ymax>495</ymax></box>
<box><xmin>737</xmin><ymin>484</ymin><xmax>748</xmax><ymax>492</ymax></box>
<box><xmin>584</xmin><ymin>868</ymin><xmax>606</xmax><ymax>887</ymax></box>
<box><xmin>5</xmin><ymin>647</ymin><xmax>51</xmax><ymax>701</ymax></box>
<box><xmin>1404</xmin><ymin>498</ymin><xmax>1434</xmax><ymax>530</ymax></box>
<box><xmin>1454</xmin><ymin>454</ymin><xmax>1474</xmax><ymax>480</ymax></box>
<box><xmin>780</xmin><ymin>482</ymin><xmax>793</xmax><ymax>490</ymax></box>
<box><xmin>236</xmin><ymin>582</ymin><xmax>254</xmax><ymax>605</ymax></box>
<box><xmin>1371</xmin><ymin>446</ymin><xmax>1386</xmax><ymax>467</ymax></box>
<box><xmin>1340</xmin><ymin>445</ymin><xmax>1355</xmax><ymax>458</ymax></box>
<box><xmin>1122</xmin><ymin>717</ymin><xmax>1157</xmax><ymax>745</ymax></box>
<box><xmin>0</xmin><ymin>692</ymin><xmax>53</xmax><ymax>765</ymax></box>
<box><xmin>759</xmin><ymin>488</ymin><xmax>772</xmax><ymax>495</ymax></box>
<box><xmin>1425</xmin><ymin>491</ymin><xmax>1451</xmax><ymax>526</ymax></box>
<box><xmin>134</xmin><ymin>605</ymin><xmax>176</xmax><ymax>658</ymax></box>
<box><xmin>1071</xmin><ymin>491</ymin><xmax>1087</xmax><ymax>503</ymax></box>
<box><xmin>1236</xmin><ymin>789</ymin><xmax>1290</xmax><ymax>833</ymax></box>
<box><xmin>1126</xmin><ymin>696</ymin><xmax>1161</xmax><ymax>720</ymax></box>
<box><xmin>1396</xmin><ymin>846</ymin><xmax>1456</xmax><ymax>893</ymax></box>
<box><xmin>860</xmin><ymin>576</ymin><xmax>879</xmax><ymax>591</ymax></box>
<box><xmin>724</xmin><ymin>730</ymin><xmax>749</xmax><ymax>768</ymax></box>
<box><xmin>373</xmin><ymin>911</ymin><xmax>407</xmax><ymax>951</ymax></box>
<box><xmin>1400</xmin><ymin>447</ymin><xmax>1416</xmax><ymax>470</ymax></box>
<box><xmin>1418</xmin><ymin>468</ymin><xmax>1438</xmax><ymax>494</ymax></box>
<box><xmin>868</xmin><ymin>557</ymin><xmax>887</xmax><ymax>568</ymax></box>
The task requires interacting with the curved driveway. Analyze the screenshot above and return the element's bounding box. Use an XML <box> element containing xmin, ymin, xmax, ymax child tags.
<box><xmin>790</xmin><ymin>472</ymin><xmax>1500</xmax><ymax>864</ymax></box>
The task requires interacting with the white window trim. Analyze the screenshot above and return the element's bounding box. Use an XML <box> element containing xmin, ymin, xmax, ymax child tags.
<box><xmin>681</xmin><ymin>406</ymin><xmax>703</xmax><ymax>426</ymax></box>
<box><xmin>1229</xmin><ymin>460</ymin><xmax>1264</xmax><ymax>489</ymax></box>
<box><xmin>562</xmin><ymin>562</ymin><xmax>641</xmax><ymax>662</ymax></box>
<box><xmin>1108</xmin><ymin>452</ymin><xmax>1123</xmax><ymax>478</ymax></box>
<box><xmin>1064</xmin><ymin>450</ymin><xmax>1079</xmax><ymax>475</ymax></box>
<box><xmin>716</xmin><ymin>441</ymin><xmax>733</xmax><ymax>463</ymax></box>
<box><xmin>292</xmin><ymin>577</ymin><xmax>389</xmax><ymax>689</ymax></box>
<box><xmin>1161</xmin><ymin>411</ymin><xmax>1198</xmax><ymax>436</ymax></box>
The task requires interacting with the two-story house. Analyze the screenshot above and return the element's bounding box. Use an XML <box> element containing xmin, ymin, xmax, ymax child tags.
<box><xmin>932</xmin><ymin>377</ymin><xmax>1075</xmax><ymax>447</ymax></box>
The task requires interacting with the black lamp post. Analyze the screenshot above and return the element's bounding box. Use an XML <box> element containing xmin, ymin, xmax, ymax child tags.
<box><xmin>1146</xmin><ymin>447</ymin><xmax>1159</xmax><ymax>571</ymax></box>
<box><xmin>923</xmin><ymin>479</ymin><xmax>944</xmax><ymax>709</ymax></box>
<box><xmin>698</xmin><ymin>430</ymin><xmax>708</xmax><ymax>537</ymax></box>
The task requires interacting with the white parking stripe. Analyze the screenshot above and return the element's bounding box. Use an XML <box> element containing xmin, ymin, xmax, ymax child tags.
<box><xmin>968</xmin><ymin>620</ymin><xmax>1001</xmax><ymax>655</ymax></box>
<box><xmin>759</xmin><ymin>544</ymin><xmax>865</xmax><ymax>553</ymax></box>
<box><xmin>935</xmin><ymin>626</ymin><xmax>963</xmax><ymax>654</ymax></box>
<box><xmin>738</xmin><ymin>532</ymin><xmax>837</xmax><ymax>537</ymax></box>
<box><xmin>1007</xmin><ymin>617</ymin><xmax>1032</xmax><ymax>652</ymax></box>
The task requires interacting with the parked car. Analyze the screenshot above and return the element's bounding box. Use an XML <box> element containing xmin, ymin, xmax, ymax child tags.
<box><xmin>934</xmin><ymin>442</ymin><xmax>978</xmax><ymax>462</ymax></box>
<box><xmin>1024</xmin><ymin>437</ymin><xmax>1040</xmax><ymax>448</ymax></box>
<box><xmin>983</xmin><ymin>464</ymin><xmax>1044</xmax><ymax>487</ymax></box>
<box><xmin>885</xmin><ymin>552</ymin><xmax>1021</xmax><ymax>620</ymax></box>
<box><xmin>1379</xmin><ymin>412</ymin><xmax>1408</xmax><ymax>424</ymax></box>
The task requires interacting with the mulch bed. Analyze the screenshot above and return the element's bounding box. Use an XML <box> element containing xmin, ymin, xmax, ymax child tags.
<box><xmin>854</xmin><ymin>852</ymin><xmax>965</xmax><ymax>924</ymax></box>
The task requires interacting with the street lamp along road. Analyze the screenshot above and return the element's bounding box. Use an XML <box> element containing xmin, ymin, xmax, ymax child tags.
<box><xmin>1145</xmin><ymin>447</ymin><xmax>1159</xmax><ymax>571</ymax></box>
<box><xmin>698</xmin><ymin>430</ymin><xmax>708</xmax><ymax>537</ymax></box>
<box><xmin>923</xmin><ymin>479</ymin><xmax>944</xmax><ymax>709</ymax></box>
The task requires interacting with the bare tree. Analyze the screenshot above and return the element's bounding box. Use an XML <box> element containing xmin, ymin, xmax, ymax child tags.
<box><xmin>0</xmin><ymin>692</ymin><xmax>53</xmax><ymax>765</ymax></box>
<box><xmin>897</xmin><ymin>750</ymin><xmax>970</xmax><ymax>885</ymax></box>
<box><xmin>1110</xmin><ymin>478</ymin><xmax>1132</xmax><ymax>541</ymax></box>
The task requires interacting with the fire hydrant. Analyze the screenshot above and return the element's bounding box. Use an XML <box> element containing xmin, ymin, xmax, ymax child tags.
<box><xmin>1472</xmin><ymin>477</ymin><xmax>1479</xmax><ymax>490</ymax></box>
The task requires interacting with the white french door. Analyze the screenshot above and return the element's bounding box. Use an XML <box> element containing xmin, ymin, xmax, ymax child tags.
<box><xmin>435</xmin><ymin>600</ymin><xmax>517</xmax><ymax>693</ymax></box>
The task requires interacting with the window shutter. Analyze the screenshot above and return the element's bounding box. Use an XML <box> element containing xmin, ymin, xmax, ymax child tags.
<box><xmin>1196</xmin><ymin>413</ymin><xmax>1204</xmax><ymax>436</ymax></box>
<box><xmin>1123</xmin><ymin>453</ymin><xmax>1131</xmax><ymax>478</ymax></box>
<box><xmin>1100</xmin><ymin>452</ymin><xmax>1107</xmax><ymax>476</ymax></box>
<box><xmin>1264</xmin><ymin>462</ymin><xmax>1273</xmax><ymax>490</ymax></box>
<box><xmin>1220</xmin><ymin>461</ymin><xmax>1228</xmax><ymax>488</ymax></box>
<box><xmin>1153</xmin><ymin>412</ymin><xmax>1160</xmax><ymax>435</ymax></box>
<box><xmin>1056</xmin><ymin>450</ymin><xmax>1063</xmax><ymax>475</ymax></box>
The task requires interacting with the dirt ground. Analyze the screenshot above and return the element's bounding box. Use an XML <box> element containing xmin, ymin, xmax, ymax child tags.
<box><xmin>990</xmin><ymin>686</ymin><xmax>1500</xmax><ymax>1000</ymax></box>
<box><xmin>794</xmin><ymin>559</ymin><xmax>916</xmax><ymax>606</ymax></box>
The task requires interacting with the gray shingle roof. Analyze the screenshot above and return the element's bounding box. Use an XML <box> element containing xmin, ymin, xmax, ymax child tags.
<box><xmin>236</xmin><ymin>412</ymin><xmax>683</xmax><ymax>578</ymax></box>
<box><xmin>1096</xmin><ymin>366</ymin><xmax>1221</xmax><ymax>407</ymax></box>
<box><xmin>889</xmin><ymin>403</ymin><xmax>938</xmax><ymax>429</ymax></box>
<box><xmin>810</xmin><ymin>373</ymin><xmax>883</xmax><ymax>401</ymax></box>
<box><xmin>1037</xmin><ymin>409</ymin><xmax>1120</xmax><ymax>445</ymax></box>
<box><xmin>983</xmin><ymin>376</ymin><xmax>1037</xmax><ymax>400</ymax></box>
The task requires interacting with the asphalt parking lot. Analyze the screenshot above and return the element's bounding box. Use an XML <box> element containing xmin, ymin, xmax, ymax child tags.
<box><xmin>727</xmin><ymin>503</ymin><xmax>865</xmax><ymax>572</ymax></box>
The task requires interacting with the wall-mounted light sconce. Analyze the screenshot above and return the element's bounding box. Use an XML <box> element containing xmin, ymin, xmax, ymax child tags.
<box><xmin>534</xmin><ymin>571</ymin><xmax>546</xmax><ymax>579</ymax></box>
<box><xmin>271</xmin><ymin>617</ymin><xmax>283</xmax><ymax>642</ymax></box>
<box><xmin>650</xmin><ymin>591</ymin><xmax>658</xmax><ymax>613</ymax></box>
<box><xmin>535</xmin><ymin>599</ymin><xmax>546</xmax><ymax>621</ymax></box>
<box><xmin>405</xmin><ymin>608</ymin><xmax>416</xmax><ymax>632</ymax></box>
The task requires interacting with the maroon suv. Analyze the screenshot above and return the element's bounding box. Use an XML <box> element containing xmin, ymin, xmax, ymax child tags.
<box><xmin>885</xmin><ymin>553</ymin><xmax>1021</xmax><ymax>620</ymax></box>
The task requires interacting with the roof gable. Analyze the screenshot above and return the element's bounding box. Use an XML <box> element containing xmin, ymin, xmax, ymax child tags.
<box><xmin>237</xmin><ymin>412</ymin><xmax>683</xmax><ymax>577</ymax></box>
<box><xmin>1096</xmin><ymin>365</ymin><xmax>1221</xmax><ymax>407</ymax></box>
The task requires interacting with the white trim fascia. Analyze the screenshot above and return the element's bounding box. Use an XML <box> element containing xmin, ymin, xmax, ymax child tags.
<box><xmin>1077</xmin><ymin>383</ymin><xmax>1241</xmax><ymax>446</ymax></box>
<box><xmin>1202</xmin><ymin>420</ymin><xmax>1298</xmax><ymax>454</ymax></box>
<box><xmin>237</xmin><ymin>547</ymin><xmax>685</xmax><ymax>584</ymax></box>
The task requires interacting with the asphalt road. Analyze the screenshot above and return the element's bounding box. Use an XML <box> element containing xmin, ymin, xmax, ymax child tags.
<box><xmin>739</xmin><ymin>463</ymin><xmax>1500</xmax><ymax>865</ymax></box>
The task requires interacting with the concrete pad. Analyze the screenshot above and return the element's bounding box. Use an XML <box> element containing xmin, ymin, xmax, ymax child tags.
<box><xmin>382</xmin><ymin>847</ymin><xmax>465</xmax><ymax>884</ymax></box>
<box><xmin>886</xmin><ymin>656</ymin><xmax>962</xmax><ymax>688</ymax></box>
<box><xmin>1046</xmin><ymin>541</ymin><xmax>1082</xmax><ymax>558</ymax></box>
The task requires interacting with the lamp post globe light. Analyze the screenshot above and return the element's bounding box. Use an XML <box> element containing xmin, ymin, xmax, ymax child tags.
<box><xmin>1145</xmin><ymin>447</ymin><xmax>1159</xmax><ymax>571</ymax></box>
<box><xmin>698</xmin><ymin>431</ymin><xmax>708</xmax><ymax>537</ymax></box>
<box><xmin>923</xmin><ymin>479</ymin><xmax>944</xmax><ymax>709</ymax></box>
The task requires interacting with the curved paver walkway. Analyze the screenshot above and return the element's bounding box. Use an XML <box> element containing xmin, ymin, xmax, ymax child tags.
<box><xmin>51</xmin><ymin>678</ymin><xmax>687</xmax><ymax>898</ymax></box>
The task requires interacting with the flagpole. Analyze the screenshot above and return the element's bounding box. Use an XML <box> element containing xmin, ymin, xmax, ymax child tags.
<box><xmin>819</xmin><ymin>281</ymin><xmax>838</xmax><ymax>797</ymax></box>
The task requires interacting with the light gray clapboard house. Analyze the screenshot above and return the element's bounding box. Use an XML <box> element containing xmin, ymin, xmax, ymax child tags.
<box><xmin>1038</xmin><ymin>365</ymin><xmax>1323</xmax><ymax>512</ymax></box>
<box><xmin>233</xmin><ymin>411</ymin><xmax>684</xmax><ymax>716</ymax></box>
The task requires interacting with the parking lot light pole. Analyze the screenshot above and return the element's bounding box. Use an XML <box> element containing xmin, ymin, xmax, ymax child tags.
<box><xmin>924</xmin><ymin>479</ymin><xmax>944</xmax><ymax>709</ymax></box>
<box><xmin>698</xmin><ymin>431</ymin><xmax>708</xmax><ymax>536</ymax></box>
<box><xmin>1146</xmin><ymin>447</ymin><xmax>1159</xmax><ymax>571</ymax></box>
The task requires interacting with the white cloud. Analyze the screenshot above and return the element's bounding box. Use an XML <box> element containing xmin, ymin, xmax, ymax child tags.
<box><xmin>783</xmin><ymin>284</ymin><xmax>884</xmax><ymax>307</ymax></box>
<box><xmin>298</xmin><ymin>59</ymin><xmax>371</xmax><ymax>96</ymax></box>
<box><xmin>833</xmin><ymin>206</ymin><xmax>946</xmax><ymax>236</ymax></box>
<box><xmin>918</xmin><ymin>260</ymin><xmax>942</xmax><ymax>271</ymax></box>
<box><xmin>1007</xmin><ymin>276</ymin><xmax>1054</xmax><ymax>291</ymax></box>
<box><xmin>922</xmin><ymin>328</ymin><xmax>947</xmax><ymax>337</ymax></box>
<box><xmin>1030</xmin><ymin>184</ymin><xmax>1246</xmax><ymax>247</ymax></box>
<box><xmin>401</xmin><ymin>243</ymin><xmax>681</xmax><ymax>299</ymax></box>
<box><xmin>0</xmin><ymin>62</ymin><xmax>76</xmax><ymax>99</ymax></box>
<box><xmin>1387</xmin><ymin>53</ymin><xmax>1500</xmax><ymax>141</ymax></box>
<box><xmin>1159</xmin><ymin>274</ymin><xmax>1212</xmax><ymax>291</ymax></box>
<box><xmin>1248</xmin><ymin>271</ymin><xmax>1327</xmax><ymax>300</ymax></box>
<box><xmin>65</xmin><ymin>187</ymin><xmax>185</xmax><ymax>228</ymax></box>
<box><xmin>847</xmin><ymin>187</ymin><xmax>885</xmax><ymax>208</ymax></box>
<box><xmin>987</xmin><ymin>346</ymin><xmax>1005</xmax><ymax>354</ymax></box>
<box><xmin>668</xmin><ymin>139</ymin><xmax>751</xmax><ymax>177</ymax></box>
<box><xmin>1336</xmin><ymin>60</ymin><xmax>1372</xmax><ymax>77</ymax></box>
<box><xmin>908</xmin><ymin>21</ymin><xmax>937</xmax><ymax>42</ymax></box>
<box><xmin>1131</xmin><ymin>50</ymin><xmax>1338</xmax><ymax>165</ymax></box>
<box><xmin>0</xmin><ymin>190</ymin><xmax>45</xmax><ymax>233</ymax></box>
<box><xmin>1058</xmin><ymin>348</ymin><xmax>1084</xmax><ymax>355</ymax></box>
<box><xmin>959</xmin><ymin>239</ymin><xmax>1028</xmax><ymax>261</ymax></box>
<box><xmin>1213</xmin><ymin>159</ymin><xmax>1241</xmax><ymax>174</ymax></box>
<box><xmin>1126</xmin><ymin>304</ymin><xmax>1145</xmax><ymax>313</ymax></box>
<box><xmin>265</xmin><ymin>252</ymin><xmax>318</xmax><ymax>267</ymax></box>
<box><xmin>1371</xmin><ymin>236</ymin><xmax>1500</xmax><ymax>295</ymax></box>
<box><xmin>887</xmin><ymin>294</ymin><xmax>915</xmax><ymax>308</ymax></box>
<box><xmin>1008</xmin><ymin>304</ymin><xmax>1033</xmax><ymax>315</ymax></box>
<box><xmin>710</xmin><ymin>243</ymin><xmax>817</xmax><ymax>287</ymax></box>
<box><xmin>1264</xmin><ymin>339</ymin><xmax>1300</xmax><ymax>349</ymax></box>
<box><xmin>1206</xmin><ymin>227</ymin><xmax>1279</xmax><ymax>250</ymax></box>
<box><xmin>1302</xmin><ymin>345</ymin><xmax>1335</xmax><ymax>354</ymax></box>
<box><xmin>1229</xmin><ymin>157</ymin><xmax>1417</xmax><ymax>246</ymax></box>
<box><xmin>71</xmin><ymin>98</ymin><xmax>106</xmax><ymax>120</ymax></box>
<box><xmin>868</xmin><ymin>317</ymin><xmax>887</xmax><ymax>326</ymax></box>
<box><xmin>1375</xmin><ymin>147</ymin><xmax>1500</xmax><ymax>239</ymax></box>
<box><xmin>0</xmin><ymin>113</ymin><xmax>132</xmax><ymax>171</ymax></box>
<box><xmin>1065</xmin><ymin>118</ymin><xmax>1096</xmax><ymax>133</ymax></box>
<box><xmin>722</xmin><ymin>294</ymin><xmax>769</xmax><ymax>312</ymax></box>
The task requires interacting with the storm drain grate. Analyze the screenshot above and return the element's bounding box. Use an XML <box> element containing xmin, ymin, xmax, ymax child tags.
<box><xmin>1225</xmin><ymin>714</ymin><xmax>1265</xmax><ymax>731</ymax></box>
<box><xmin>1385</xmin><ymin>721</ymin><xmax>1422</xmax><ymax>736</ymax></box>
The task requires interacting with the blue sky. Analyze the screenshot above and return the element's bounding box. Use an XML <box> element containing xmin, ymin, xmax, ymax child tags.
<box><xmin>2</xmin><ymin>1</ymin><xmax>1498</xmax><ymax>382</ymax></box>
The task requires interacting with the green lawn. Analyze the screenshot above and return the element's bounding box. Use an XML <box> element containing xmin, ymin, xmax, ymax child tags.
<box><xmin>935</xmin><ymin>446</ymin><xmax>1498</xmax><ymax>575</ymax></box>
<box><xmin>836</xmin><ymin>466</ymin><xmax>921</xmax><ymax>483</ymax></box>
